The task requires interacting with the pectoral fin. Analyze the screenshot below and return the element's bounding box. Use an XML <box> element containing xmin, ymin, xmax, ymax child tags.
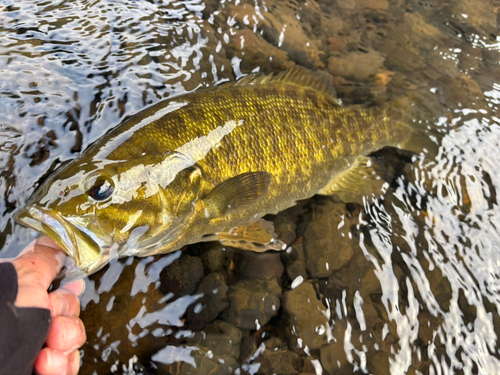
<box><xmin>317</xmin><ymin>156</ymin><xmax>392</xmax><ymax>204</ymax></box>
<box><xmin>203</xmin><ymin>172</ymin><xmax>272</xmax><ymax>218</ymax></box>
<box><xmin>214</xmin><ymin>218</ymin><xmax>285</xmax><ymax>252</ymax></box>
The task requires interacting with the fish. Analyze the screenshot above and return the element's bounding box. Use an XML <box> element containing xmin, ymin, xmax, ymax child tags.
<box><xmin>14</xmin><ymin>66</ymin><xmax>412</xmax><ymax>277</ymax></box>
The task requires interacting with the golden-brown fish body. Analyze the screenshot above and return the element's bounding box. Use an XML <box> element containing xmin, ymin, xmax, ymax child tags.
<box><xmin>14</xmin><ymin>67</ymin><xmax>410</xmax><ymax>276</ymax></box>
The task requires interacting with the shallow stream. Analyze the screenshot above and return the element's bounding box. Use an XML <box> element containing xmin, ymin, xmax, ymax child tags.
<box><xmin>1</xmin><ymin>0</ymin><xmax>500</xmax><ymax>374</ymax></box>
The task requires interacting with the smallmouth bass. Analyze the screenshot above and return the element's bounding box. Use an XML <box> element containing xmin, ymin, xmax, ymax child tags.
<box><xmin>14</xmin><ymin>67</ymin><xmax>411</xmax><ymax>276</ymax></box>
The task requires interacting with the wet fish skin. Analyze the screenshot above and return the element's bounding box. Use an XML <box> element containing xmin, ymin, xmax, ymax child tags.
<box><xmin>14</xmin><ymin>67</ymin><xmax>410</xmax><ymax>275</ymax></box>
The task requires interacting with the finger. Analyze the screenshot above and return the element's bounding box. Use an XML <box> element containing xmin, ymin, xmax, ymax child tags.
<box><xmin>48</xmin><ymin>289</ymin><xmax>81</xmax><ymax>317</ymax></box>
<box><xmin>34</xmin><ymin>347</ymin><xmax>68</xmax><ymax>375</ymax></box>
<box><xmin>35</xmin><ymin>236</ymin><xmax>63</xmax><ymax>252</ymax></box>
<box><xmin>45</xmin><ymin>316</ymin><xmax>86</xmax><ymax>352</ymax></box>
<box><xmin>62</xmin><ymin>279</ymin><xmax>86</xmax><ymax>297</ymax></box>
<box><xmin>15</xmin><ymin>283</ymin><xmax>50</xmax><ymax>310</ymax></box>
<box><xmin>13</xmin><ymin>236</ymin><xmax>66</xmax><ymax>294</ymax></box>
<box><xmin>65</xmin><ymin>350</ymin><xmax>81</xmax><ymax>375</ymax></box>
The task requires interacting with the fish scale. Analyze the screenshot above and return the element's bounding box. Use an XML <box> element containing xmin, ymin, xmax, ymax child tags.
<box><xmin>14</xmin><ymin>67</ymin><xmax>411</xmax><ymax>276</ymax></box>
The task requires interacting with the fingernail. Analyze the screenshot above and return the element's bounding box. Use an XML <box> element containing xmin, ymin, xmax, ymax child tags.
<box><xmin>66</xmin><ymin>350</ymin><xmax>81</xmax><ymax>375</ymax></box>
<box><xmin>62</xmin><ymin>279</ymin><xmax>86</xmax><ymax>296</ymax></box>
<box><xmin>45</xmin><ymin>349</ymin><xmax>66</xmax><ymax>373</ymax></box>
<box><xmin>58</xmin><ymin>298</ymin><xmax>70</xmax><ymax>316</ymax></box>
<box><xmin>63</xmin><ymin>318</ymin><xmax>80</xmax><ymax>341</ymax></box>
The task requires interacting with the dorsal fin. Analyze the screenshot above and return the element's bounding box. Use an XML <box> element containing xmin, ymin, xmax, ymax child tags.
<box><xmin>218</xmin><ymin>66</ymin><xmax>340</xmax><ymax>104</ymax></box>
<box><xmin>272</xmin><ymin>66</ymin><xmax>338</xmax><ymax>99</ymax></box>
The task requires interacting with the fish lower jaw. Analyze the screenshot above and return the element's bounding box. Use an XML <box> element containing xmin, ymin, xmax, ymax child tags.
<box><xmin>14</xmin><ymin>206</ymin><xmax>103</xmax><ymax>272</ymax></box>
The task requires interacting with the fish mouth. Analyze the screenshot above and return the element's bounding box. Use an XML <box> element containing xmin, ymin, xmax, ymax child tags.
<box><xmin>14</xmin><ymin>206</ymin><xmax>103</xmax><ymax>273</ymax></box>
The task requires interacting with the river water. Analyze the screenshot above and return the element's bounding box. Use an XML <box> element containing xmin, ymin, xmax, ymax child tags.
<box><xmin>1</xmin><ymin>0</ymin><xmax>500</xmax><ymax>374</ymax></box>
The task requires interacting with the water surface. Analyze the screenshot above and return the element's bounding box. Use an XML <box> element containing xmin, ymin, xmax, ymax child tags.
<box><xmin>1</xmin><ymin>0</ymin><xmax>500</xmax><ymax>374</ymax></box>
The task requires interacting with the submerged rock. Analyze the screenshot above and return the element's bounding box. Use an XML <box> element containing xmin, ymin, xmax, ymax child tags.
<box><xmin>188</xmin><ymin>321</ymin><xmax>243</xmax><ymax>359</ymax></box>
<box><xmin>233</xmin><ymin>250</ymin><xmax>284</xmax><ymax>281</ymax></box>
<box><xmin>156</xmin><ymin>321</ymin><xmax>243</xmax><ymax>375</ymax></box>
<box><xmin>154</xmin><ymin>346</ymin><xmax>239</xmax><ymax>375</ymax></box>
<box><xmin>328</xmin><ymin>50</ymin><xmax>385</xmax><ymax>81</ymax></box>
<box><xmin>282</xmin><ymin>242</ymin><xmax>305</xmax><ymax>266</ymax></box>
<box><xmin>337</xmin><ymin>0</ymin><xmax>388</xmax><ymax>11</ymax></box>
<box><xmin>254</xmin><ymin>337</ymin><xmax>302</xmax><ymax>375</ymax></box>
<box><xmin>224</xmin><ymin>279</ymin><xmax>282</xmax><ymax>330</ymax></box>
<box><xmin>319</xmin><ymin>318</ymin><xmax>355</xmax><ymax>375</ymax></box>
<box><xmin>302</xmin><ymin>198</ymin><xmax>354</xmax><ymax>278</ymax></box>
<box><xmin>159</xmin><ymin>254</ymin><xmax>204</xmax><ymax>300</ymax></box>
<box><xmin>200</xmin><ymin>243</ymin><xmax>233</xmax><ymax>275</ymax></box>
<box><xmin>283</xmin><ymin>283</ymin><xmax>329</xmax><ymax>351</ymax></box>
<box><xmin>452</xmin><ymin>0</ymin><xmax>498</xmax><ymax>33</ymax></box>
<box><xmin>300</xmin><ymin>357</ymin><xmax>321</xmax><ymax>375</ymax></box>
<box><xmin>186</xmin><ymin>272</ymin><xmax>230</xmax><ymax>330</ymax></box>
<box><xmin>286</xmin><ymin>260</ymin><xmax>308</xmax><ymax>283</ymax></box>
<box><xmin>271</xmin><ymin>214</ymin><xmax>298</xmax><ymax>246</ymax></box>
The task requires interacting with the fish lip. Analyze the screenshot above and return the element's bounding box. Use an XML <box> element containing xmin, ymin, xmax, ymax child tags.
<box><xmin>14</xmin><ymin>206</ymin><xmax>102</xmax><ymax>271</ymax></box>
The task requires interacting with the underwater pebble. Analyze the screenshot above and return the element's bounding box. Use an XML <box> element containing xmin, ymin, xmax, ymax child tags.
<box><xmin>186</xmin><ymin>272</ymin><xmax>230</xmax><ymax>330</ymax></box>
<box><xmin>302</xmin><ymin>198</ymin><xmax>354</xmax><ymax>278</ymax></box>
<box><xmin>299</xmin><ymin>357</ymin><xmax>321</xmax><ymax>375</ymax></box>
<box><xmin>233</xmin><ymin>251</ymin><xmax>284</xmax><ymax>281</ymax></box>
<box><xmin>319</xmin><ymin>318</ymin><xmax>355</xmax><ymax>375</ymax></box>
<box><xmin>282</xmin><ymin>242</ymin><xmax>305</xmax><ymax>266</ymax></box>
<box><xmin>283</xmin><ymin>283</ymin><xmax>329</xmax><ymax>351</ymax></box>
<box><xmin>286</xmin><ymin>260</ymin><xmax>308</xmax><ymax>283</ymax></box>
<box><xmin>159</xmin><ymin>254</ymin><xmax>204</xmax><ymax>300</ymax></box>
<box><xmin>154</xmin><ymin>346</ymin><xmax>239</xmax><ymax>375</ymax></box>
<box><xmin>224</xmin><ymin>279</ymin><xmax>282</xmax><ymax>330</ymax></box>
<box><xmin>253</xmin><ymin>337</ymin><xmax>302</xmax><ymax>375</ymax></box>
<box><xmin>271</xmin><ymin>215</ymin><xmax>297</xmax><ymax>246</ymax></box>
<box><xmin>200</xmin><ymin>243</ymin><xmax>233</xmax><ymax>275</ymax></box>
<box><xmin>188</xmin><ymin>320</ymin><xmax>243</xmax><ymax>359</ymax></box>
<box><xmin>328</xmin><ymin>50</ymin><xmax>385</xmax><ymax>81</ymax></box>
<box><xmin>157</xmin><ymin>321</ymin><xmax>242</xmax><ymax>374</ymax></box>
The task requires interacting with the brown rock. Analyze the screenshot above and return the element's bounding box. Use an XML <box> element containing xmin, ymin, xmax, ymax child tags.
<box><xmin>225</xmin><ymin>29</ymin><xmax>292</xmax><ymax>72</ymax></box>
<box><xmin>320</xmin><ymin>318</ymin><xmax>354</xmax><ymax>375</ymax></box>
<box><xmin>224</xmin><ymin>279</ymin><xmax>282</xmax><ymax>330</ymax></box>
<box><xmin>186</xmin><ymin>272</ymin><xmax>230</xmax><ymax>330</ymax></box>
<box><xmin>200</xmin><ymin>243</ymin><xmax>233</xmax><ymax>274</ymax></box>
<box><xmin>283</xmin><ymin>283</ymin><xmax>329</xmax><ymax>351</ymax></box>
<box><xmin>254</xmin><ymin>337</ymin><xmax>302</xmax><ymax>374</ymax></box>
<box><xmin>334</xmin><ymin>0</ymin><xmax>389</xmax><ymax>11</ymax></box>
<box><xmin>286</xmin><ymin>260</ymin><xmax>308</xmax><ymax>282</ymax></box>
<box><xmin>159</xmin><ymin>254</ymin><xmax>204</xmax><ymax>300</ymax></box>
<box><xmin>367</xmin><ymin>350</ymin><xmax>391</xmax><ymax>374</ymax></box>
<box><xmin>283</xmin><ymin>242</ymin><xmax>305</xmax><ymax>265</ymax></box>
<box><xmin>453</xmin><ymin>0</ymin><xmax>498</xmax><ymax>33</ymax></box>
<box><xmin>327</xmin><ymin>36</ymin><xmax>347</xmax><ymax>53</ymax></box>
<box><xmin>272</xmin><ymin>215</ymin><xmax>297</xmax><ymax>246</ymax></box>
<box><xmin>188</xmin><ymin>321</ymin><xmax>243</xmax><ymax>358</ymax></box>
<box><xmin>233</xmin><ymin>250</ymin><xmax>284</xmax><ymax>281</ymax></box>
<box><xmin>302</xmin><ymin>198</ymin><xmax>355</xmax><ymax>278</ymax></box>
<box><xmin>328</xmin><ymin>50</ymin><xmax>385</xmax><ymax>81</ymax></box>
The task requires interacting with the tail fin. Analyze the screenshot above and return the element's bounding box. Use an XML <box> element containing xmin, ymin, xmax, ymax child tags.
<box><xmin>385</xmin><ymin>88</ymin><xmax>447</xmax><ymax>156</ymax></box>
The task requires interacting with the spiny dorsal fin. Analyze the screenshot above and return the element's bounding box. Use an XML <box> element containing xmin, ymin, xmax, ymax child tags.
<box><xmin>272</xmin><ymin>66</ymin><xmax>338</xmax><ymax>99</ymax></box>
<box><xmin>220</xmin><ymin>66</ymin><xmax>339</xmax><ymax>104</ymax></box>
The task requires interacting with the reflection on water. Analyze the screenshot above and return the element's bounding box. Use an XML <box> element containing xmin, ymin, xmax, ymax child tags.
<box><xmin>2</xmin><ymin>0</ymin><xmax>500</xmax><ymax>373</ymax></box>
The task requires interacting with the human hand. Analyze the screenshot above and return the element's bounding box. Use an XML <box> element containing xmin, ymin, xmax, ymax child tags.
<box><xmin>11</xmin><ymin>236</ymin><xmax>86</xmax><ymax>375</ymax></box>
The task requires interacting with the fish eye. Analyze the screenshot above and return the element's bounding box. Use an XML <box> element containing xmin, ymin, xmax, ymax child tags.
<box><xmin>86</xmin><ymin>176</ymin><xmax>114</xmax><ymax>201</ymax></box>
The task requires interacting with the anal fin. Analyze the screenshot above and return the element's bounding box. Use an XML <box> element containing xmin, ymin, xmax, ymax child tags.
<box><xmin>317</xmin><ymin>156</ymin><xmax>392</xmax><ymax>204</ymax></box>
<box><xmin>214</xmin><ymin>218</ymin><xmax>286</xmax><ymax>252</ymax></box>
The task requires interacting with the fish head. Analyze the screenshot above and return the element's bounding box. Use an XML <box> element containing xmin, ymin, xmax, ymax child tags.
<box><xmin>14</xmin><ymin>152</ymin><xmax>206</xmax><ymax>276</ymax></box>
